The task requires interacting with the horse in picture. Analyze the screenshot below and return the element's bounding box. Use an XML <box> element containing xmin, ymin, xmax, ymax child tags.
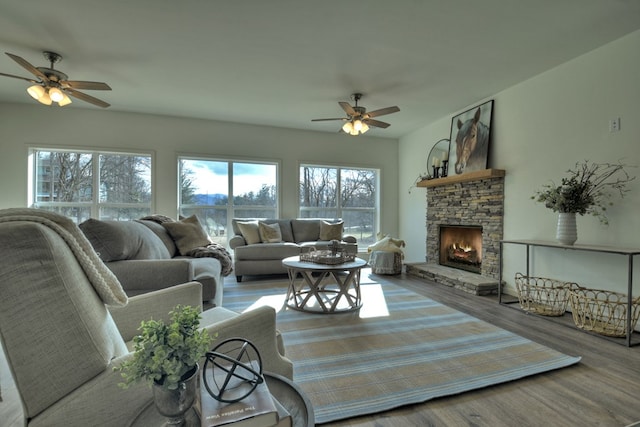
<box><xmin>453</xmin><ymin>106</ymin><xmax>491</xmax><ymax>175</ymax></box>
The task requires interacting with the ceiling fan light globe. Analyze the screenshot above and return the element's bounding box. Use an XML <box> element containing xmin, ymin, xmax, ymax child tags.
<box><xmin>342</xmin><ymin>122</ymin><xmax>354</xmax><ymax>133</ymax></box>
<box><xmin>27</xmin><ymin>85</ymin><xmax>45</xmax><ymax>100</ymax></box>
<box><xmin>48</xmin><ymin>87</ymin><xmax>64</xmax><ymax>102</ymax></box>
<box><xmin>58</xmin><ymin>92</ymin><xmax>72</xmax><ymax>106</ymax></box>
<box><xmin>349</xmin><ymin>128</ymin><xmax>359</xmax><ymax>136</ymax></box>
<box><xmin>353</xmin><ymin>119</ymin><xmax>363</xmax><ymax>132</ymax></box>
<box><xmin>360</xmin><ymin>122</ymin><xmax>369</xmax><ymax>133</ymax></box>
<box><xmin>37</xmin><ymin>91</ymin><xmax>52</xmax><ymax>105</ymax></box>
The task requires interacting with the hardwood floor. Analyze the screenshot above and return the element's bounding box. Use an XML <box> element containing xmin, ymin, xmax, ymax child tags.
<box><xmin>2</xmin><ymin>270</ymin><xmax>639</xmax><ymax>426</ymax></box>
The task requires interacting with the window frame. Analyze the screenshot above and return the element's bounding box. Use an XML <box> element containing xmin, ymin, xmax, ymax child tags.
<box><xmin>298</xmin><ymin>163</ymin><xmax>380</xmax><ymax>248</ymax></box>
<box><xmin>177</xmin><ymin>156</ymin><xmax>280</xmax><ymax>246</ymax></box>
<box><xmin>28</xmin><ymin>146</ymin><xmax>154</xmax><ymax>221</ymax></box>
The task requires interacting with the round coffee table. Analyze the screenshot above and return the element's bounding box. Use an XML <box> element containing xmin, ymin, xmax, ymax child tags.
<box><xmin>282</xmin><ymin>255</ymin><xmax>367</xmax><ymax>313</ymax></box>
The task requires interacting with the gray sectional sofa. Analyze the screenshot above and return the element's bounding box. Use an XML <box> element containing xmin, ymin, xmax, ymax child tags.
<box><xmin>229</xmin><ymin>218</ymin><xmax>357</xmax><ymax>282</ymax></box>
<box><xmin>79</xmin><ymin>216</ymin><xmax>229</xmax><ymax>306</ymax></box>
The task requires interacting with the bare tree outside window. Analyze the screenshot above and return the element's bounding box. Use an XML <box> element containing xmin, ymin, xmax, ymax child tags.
<box><xmin>32</xmin><ymin>149</ymin><xmax>152</xmax><ymax>222</ymax></box>
<box><xmin>300</xmin><ymin>165</ymin><xmax>378</xmax><ymax>246</ymax></box>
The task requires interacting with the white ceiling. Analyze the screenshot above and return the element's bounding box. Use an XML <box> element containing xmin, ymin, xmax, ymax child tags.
<box><xmin>1</xmin><ymin>0</ymin><xmax>639</xmax><ymax>138</ymax></box>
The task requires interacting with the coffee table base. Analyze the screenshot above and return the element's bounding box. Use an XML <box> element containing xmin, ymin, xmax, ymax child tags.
<box><xmin>285</xmin><ymin>268</ymin><xmax>362</xmax><ymax>313</ymax></box>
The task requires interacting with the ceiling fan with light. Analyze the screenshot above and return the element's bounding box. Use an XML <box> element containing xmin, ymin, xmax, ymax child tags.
<box><xmin>312</xmin><ymin>93</ymin><xmax>399</xmax><ymax>136</ymax></box>
<box><xmin>0</xmin><ymin>51</ymin><xmax>111</xmax><ymax>108</ymax></box>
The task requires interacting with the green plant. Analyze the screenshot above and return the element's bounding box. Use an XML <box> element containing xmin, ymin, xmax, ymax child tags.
<box><xmin>532</xmin><ymin>160</ymin><xmax>635</xmax><ymax>225</ymax></box>
<box><xmin>115</xmin><ymin>305</ymin><xmax>212</xmax><ymax>390</ymax></box>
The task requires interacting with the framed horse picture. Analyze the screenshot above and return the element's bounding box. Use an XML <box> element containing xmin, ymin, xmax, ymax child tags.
<box><xmin>448</xmin><ymin>100</ymin><xmax>494</xmax><ymax>175</ymax></box>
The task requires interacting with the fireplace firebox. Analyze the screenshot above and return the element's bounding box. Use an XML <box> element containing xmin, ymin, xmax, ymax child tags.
<box><xmin>439</xmin><ymin>225</ymin><xmax>482</xmax><ymax>274</ymax></box>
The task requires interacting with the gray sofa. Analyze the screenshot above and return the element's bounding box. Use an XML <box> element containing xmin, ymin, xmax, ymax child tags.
<box><xmin>79</xmin><ymin>217</ymin><xmax>226</xmax><ymax>306</ymax></box>
<box><xmin>229</xmin><ymin>218</ymin><xmax>357</xmax><ymax>282</ymax></box>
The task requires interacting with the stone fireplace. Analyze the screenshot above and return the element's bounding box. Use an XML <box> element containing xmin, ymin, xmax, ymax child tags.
<box><xmin>406</xmin><ymin>169</ymin><xmax>505</xmax><ymax>295</ymax></box>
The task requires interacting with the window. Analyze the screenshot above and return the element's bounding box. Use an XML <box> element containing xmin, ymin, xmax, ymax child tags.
<box><xmin>30</xmin><ymin>149</ymin><xmax>152</xmax><ymax>223</ymax></box>
<box><xmin>299</xmin><ymin>165</ymin><xmax>379</xmax><ymax>247</ymax></box>
<box><xmin>178</xmin><ymin>158</ymin><xmax>278</xmax><ymax>246</ymax></box>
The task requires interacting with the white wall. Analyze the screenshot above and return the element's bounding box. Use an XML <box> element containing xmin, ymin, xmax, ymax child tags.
<box><xmin>400</xmin><ymin>29</ymin><xmax>640</xmax><ymax>295</ymax></box>
<box><xmin>0</xmin><ymin>105</ymin><xmax>400</xmax><ymax>239</ymax></box>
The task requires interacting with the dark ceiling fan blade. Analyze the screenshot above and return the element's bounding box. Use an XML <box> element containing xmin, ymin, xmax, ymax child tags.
<box><xmin>311</xmin><ymin>118</ymin><xmax>347</xmax><ymax>122</ymax></box>
<box><xmin>339</xmin><ymin>101</ymin><xmax>356</xmax><ymax>116</ymax></box>
<box><xmin>0</xmin><ymin>71</ymin><xmax>38</xmax><ymax>83</ymax></box>
<box><xmin>65</xmin><ymin>88</ymin><xmax>110</xmax><ymax>108</ymax></box>
<box><xmin>364</xmin><ymin>118</ymin><xmax>391</xmax><ymax>128</ymax></box>
<box><xmin>366</xmin><ymin>106</ymin><xmax>400</xmax><ymax>118</ymax></box>
<box><xmin>63</xmin><ymin>80</ymin><xmax>112</xmax><ymax>90</ymax></box>
<box><xmin>5</xmin><ymin>52</ymin><xmax>49</xmax><ymax>81</ymax></box>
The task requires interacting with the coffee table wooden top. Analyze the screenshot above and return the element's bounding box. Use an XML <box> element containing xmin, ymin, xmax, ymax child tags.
<box><xmin>282</xmin><ymin>255</ymin><xmax>367</xmax><ymax>271</ymax></box>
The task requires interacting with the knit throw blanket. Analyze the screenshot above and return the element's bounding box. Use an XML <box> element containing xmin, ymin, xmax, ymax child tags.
<box><xmin>140</xmin><ymin>215</ymin><xmax>234</xmax><ymax>276</ymax></box>
<box><xmin>0</xmin><ymin>208</ymin><xmax>128</xmax><ymax>306</ymax></box>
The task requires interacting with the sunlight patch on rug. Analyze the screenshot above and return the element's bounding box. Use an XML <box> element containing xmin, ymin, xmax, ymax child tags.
<box><xmin>223</xmin><ymin>276</ymin><xmax>581</xmax><ymax>424</ymax></box>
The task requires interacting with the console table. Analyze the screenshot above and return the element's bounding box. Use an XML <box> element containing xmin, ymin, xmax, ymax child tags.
<box><xmin>499</xmin><ymin>239</ymin><xmax>640</xmax><ymax>347</ymax></box>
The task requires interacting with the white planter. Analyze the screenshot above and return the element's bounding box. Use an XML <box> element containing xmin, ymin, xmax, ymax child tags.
<box><xmin>556</xmin><ymin>213</ymin><xmax>577</xmax><ymax>245</ymax></box>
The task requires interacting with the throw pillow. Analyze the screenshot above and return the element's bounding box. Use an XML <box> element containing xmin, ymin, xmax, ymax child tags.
<box><xmin>79</xmin><ymin>219</ymin><xmax>170</xmax><ymax>261</ymax></box>
<box><xmin>258</xmin><ymin>221</ymin><xmax>282</xmax><ymax>243</ymax></box>
<box><xmin>319</xmin><ymin>220</ymin><xmax>343</xmax><ymax>241</ymax></box>
<box><xmin>237</xmin><ymin>221</ymin><xmax>261</xmax><ymax>245</ymax></box>
<box><xmin>162</xmin><ymin>215</ymin><xmax>211</xmax><ymax>255</ymax></box>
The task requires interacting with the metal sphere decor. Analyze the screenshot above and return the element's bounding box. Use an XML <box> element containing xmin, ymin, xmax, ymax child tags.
<box><xmin>202</xmin><ymin>338</ymin><xmax>264</xmax><ymax>403</ymax></box>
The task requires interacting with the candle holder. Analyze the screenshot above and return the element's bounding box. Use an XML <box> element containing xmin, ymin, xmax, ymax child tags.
<box><xmin>441</xmin><ymin>160</ymin><xmax>449</xmax><ymax>177</ymax></box>
<box><xmin>432</xmin><ymin>165</ymin><xmax>440</xmax><ymax>179</ymax></box>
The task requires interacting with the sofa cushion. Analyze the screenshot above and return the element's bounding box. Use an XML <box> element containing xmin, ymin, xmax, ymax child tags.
<box><xmin>162</xmin><ymin>215</ymin><xmax>211</xmax><ymax>255</ymax></box>
<box><xmin>136</xmin><ymin>219</ymin><xmax>178</xmax><ymax>256</ymax></box>
<box><xmin>234</xmin><ymin>242</ymin><xmax>301</xmax><ymax>260</ymax></box>
<box><xmin>80</xmin><ymin>218</ymin><xmax>171</xmax><ymax>262</ymax></box>
<box><xmin>237</xmin><ymin>221</ymin><xmax>261</xmax><ymax>244</ymax></box>
<box><xmin>262</xmin><ymin>219</ymin><xmax>294</xmax><ymax>242</ymax></box>
<box><xmin>319</xmin><ymin>220</ymin><xmax>343</xmax><ymax>240</ymax></box>
<box><xmin>291</xmin><ymin>219</ymin><xmax>321</xmax><ymax>243</ymax></box>
<box><xmin>232</xmin><ymin>218</ymin><xmax>295</xmax><ymax>243</ymax></box>
<box><xmin>258</xmin><ymin>221</ymin><xmax>282</xmax><ymax>243</ymax></box>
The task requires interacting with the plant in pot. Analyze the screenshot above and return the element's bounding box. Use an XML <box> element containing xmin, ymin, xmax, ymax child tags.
<box><xmin>532</xmin><ymin>160</ymin><xmax>635</xmax><ymax>245</ymax></box>
<box><xmin>116</xmin><ymin>305</ymin><xmax>212</xmax><ymax>425</ymax></box>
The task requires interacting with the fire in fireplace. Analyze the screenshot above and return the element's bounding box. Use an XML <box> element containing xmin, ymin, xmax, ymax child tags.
<box><xmin>439</xmin><ymin>225</ymin><xmax>482</xmax><ymax>274</ymax></box>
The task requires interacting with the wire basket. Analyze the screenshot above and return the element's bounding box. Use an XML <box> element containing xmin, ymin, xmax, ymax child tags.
<box><xmin>514</xmin><ymin>273</ymin><xmax>578</xmax><ymax>316</ymax></box>
<box><xmin>568</xmin><ymin>288</ymin><xmax>640</xmax><ymax>337</ymax></box>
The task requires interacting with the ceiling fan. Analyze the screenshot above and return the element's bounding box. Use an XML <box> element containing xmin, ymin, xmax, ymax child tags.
<box><xmin>0</xmin><ymin>51</ymin><xmax>111</xmax><ymax>108</ymax></box>
<box><xmin>312</xmin><ymin>93</ymin><xmax>400</xmax><ymax>135</ymax></box>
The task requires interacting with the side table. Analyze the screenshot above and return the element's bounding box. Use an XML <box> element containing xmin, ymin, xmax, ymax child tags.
<box><xmin>130</xmin><ymin>372</ymin><xmax>314</xmax><ymax>427</ymax></box>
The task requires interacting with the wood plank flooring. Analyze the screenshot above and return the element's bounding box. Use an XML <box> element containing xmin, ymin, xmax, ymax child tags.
<box><xmin>2</xmin><ymin>270</ymin><xmax>639</xmax><ymax>426</ymax></box>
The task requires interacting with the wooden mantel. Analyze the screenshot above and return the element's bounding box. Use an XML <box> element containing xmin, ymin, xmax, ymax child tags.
<box><xmin>416</xmin><ymin>169</ymin><xmax>505</xmax><ymax>188</ymax></box>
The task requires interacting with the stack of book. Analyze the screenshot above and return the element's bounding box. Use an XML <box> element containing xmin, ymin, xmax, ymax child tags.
<box><xmin>198</xmin><ymin>367</ymin><xmax>292</xmax><ymax>427</ymax></box>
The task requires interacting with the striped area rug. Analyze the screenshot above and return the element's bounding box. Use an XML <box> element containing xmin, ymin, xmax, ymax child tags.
<box><xmin>222</xmin><ymin>273</ymin><xmax>581</xmax><ymax>424</ymax></box>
